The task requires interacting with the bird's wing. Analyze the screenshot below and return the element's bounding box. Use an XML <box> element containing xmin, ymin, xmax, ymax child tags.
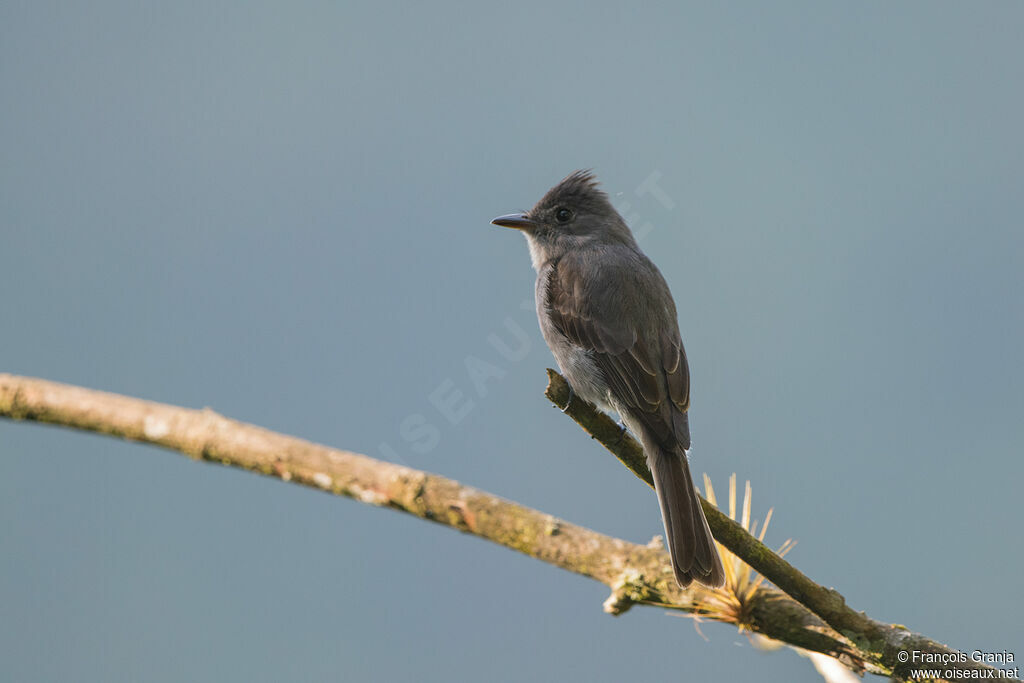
<box><xmin>546</xmin><ymin>251</ymin><xmax>691</xmax><ymax>449</ymax></box>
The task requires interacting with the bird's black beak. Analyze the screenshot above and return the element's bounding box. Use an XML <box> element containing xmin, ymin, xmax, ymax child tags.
<box><xmin>491</xmin><ymin>213</ymin><xmax>536</xmax><ymax>230</ymax></box>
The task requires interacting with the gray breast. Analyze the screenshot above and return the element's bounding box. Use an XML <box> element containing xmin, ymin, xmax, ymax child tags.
<box><xmin>534</xmin><ymin>263</ymin><xmax>613</xmax><ymax>412</ymax></box>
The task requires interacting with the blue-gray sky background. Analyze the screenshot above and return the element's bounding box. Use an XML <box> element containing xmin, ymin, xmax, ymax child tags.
<box><xmin>2</xmin><ymin>2</ymin><xmax>1021</xmax><ymax>681</ymax></box>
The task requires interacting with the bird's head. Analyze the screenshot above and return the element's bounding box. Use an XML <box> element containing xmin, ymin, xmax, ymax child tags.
<box><xmin>491</xmin><ymin>170</ymin><xmax>636</xmax><ymax>265</ymax></box>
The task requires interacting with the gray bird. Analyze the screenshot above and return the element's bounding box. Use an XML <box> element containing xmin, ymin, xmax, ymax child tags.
<box><xmin>492</xmin><ymin>170</ymin><xmax>725</xmax><ymax>588</ymax></box>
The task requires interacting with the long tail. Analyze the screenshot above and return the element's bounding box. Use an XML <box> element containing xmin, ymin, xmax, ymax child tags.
<box><xmin>648</xmin><ymin>444</ymin><xmax>725</xmax><ymax>588</ymax></box>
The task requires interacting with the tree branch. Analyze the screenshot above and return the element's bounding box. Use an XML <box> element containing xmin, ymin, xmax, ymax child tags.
<box><xmin>0</xmin><ymin>373</ymin><xmax>1010</xmax><ymax>682</ymax></box>
<box><xmin>544</xmin><ymin>369</ymin><xmax>1011</xmax><ymax>682</ymax></box>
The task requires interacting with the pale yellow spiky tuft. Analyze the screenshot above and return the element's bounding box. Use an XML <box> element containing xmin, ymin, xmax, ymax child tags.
<box><xmin>681</xmin><ymin>473</ymin><xmax>796</xmax><ymax>630</ymax></box>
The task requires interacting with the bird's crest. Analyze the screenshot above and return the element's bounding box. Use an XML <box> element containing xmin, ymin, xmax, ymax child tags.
<box><xmin>535</xmin><ymin>170</ymin><xmax>608</xmax><ymax>212</ymax></box>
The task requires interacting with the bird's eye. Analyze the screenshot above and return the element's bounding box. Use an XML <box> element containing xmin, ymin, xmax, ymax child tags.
<box><xmin>555</xmin><ymin>207</ymin><xmax>573</xmax><ymax>223</ymax></box>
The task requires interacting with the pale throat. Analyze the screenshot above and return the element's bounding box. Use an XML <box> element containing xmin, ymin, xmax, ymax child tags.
<box><xmin>524</xmin><ymin>233</ymin><xmax>546</xmax><ymax>271</ymax></box>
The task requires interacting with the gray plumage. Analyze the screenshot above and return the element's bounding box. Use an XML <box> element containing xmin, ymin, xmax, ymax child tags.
<box><xmin>492</xmin><ymin>170</ymin><xmax>725</xmax><ymax>588</ymax></box>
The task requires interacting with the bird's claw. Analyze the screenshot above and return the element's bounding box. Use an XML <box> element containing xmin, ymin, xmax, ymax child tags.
<box><xmin>561</xmin><ymin>385</ymin><xmax>574</xmax><ymax>413</ymax></box>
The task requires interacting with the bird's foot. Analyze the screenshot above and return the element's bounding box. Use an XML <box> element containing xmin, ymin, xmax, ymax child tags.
<box><xmin>616</xmin><ymin>420</ymin><xmax>628</xmax><ymax>443</ymax></box>
<box><xmin>561</xmin><ymin>385</ymin><xmax>575</xmax><ymax>413</ymax></box>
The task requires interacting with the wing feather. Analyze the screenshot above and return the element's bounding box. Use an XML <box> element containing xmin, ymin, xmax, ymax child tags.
<box><xmin>546</xmin><ymin>252</ymin><xmax>691</xmax><ymax>448</ymax></box>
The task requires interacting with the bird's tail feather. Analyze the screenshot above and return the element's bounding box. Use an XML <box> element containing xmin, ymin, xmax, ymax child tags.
<box><xmin>649</xmin><ymin>445</ymin><xmax>725</xmax><ymax>588</ymax></box>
